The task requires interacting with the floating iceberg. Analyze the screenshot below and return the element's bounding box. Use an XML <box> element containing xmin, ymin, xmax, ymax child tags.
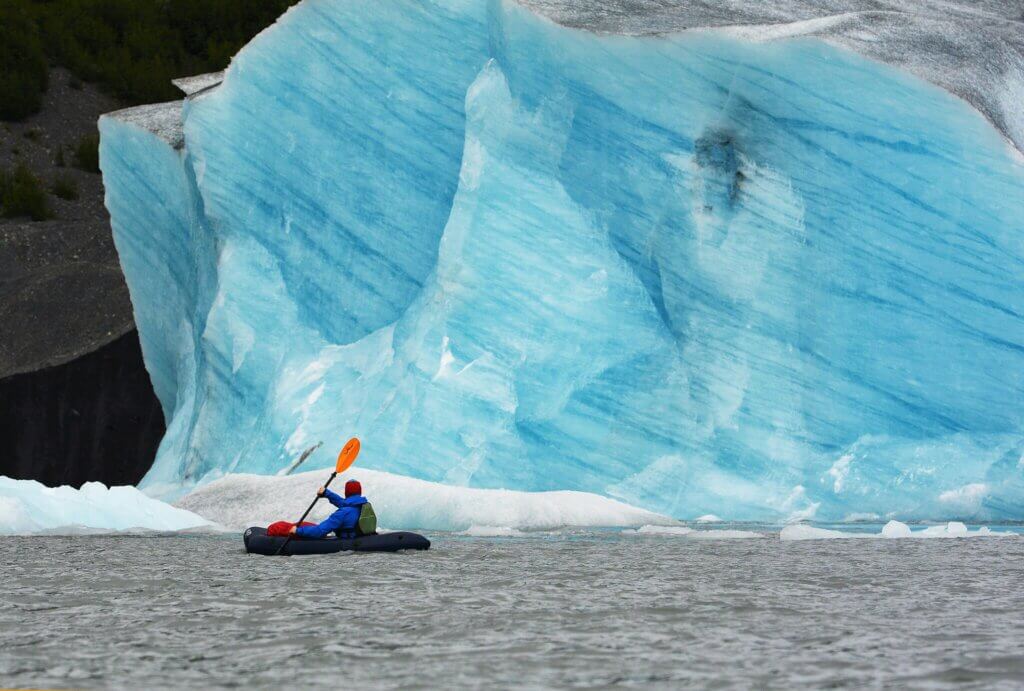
<box><xmin>627</xmin><ymin>525</ymin><xmax>766</xmax><ymax>539</ymax></box>
<box><xmin>780</xmin><ymin>519</ymin><xmax>1019</xmax><ymax>541</ymax></box>
<box><xmin>0</xmin><ymin>476</ymin><xmax>209</xmax><ymax>535</ymax></box>
<box><xmin>175</xmin><ymin>468</ymin><xmax>673</xmax><ymax>532</ymax></box>
<box><xmin>100</xmin><ymin>0</ymin><xmax>1024</xmax><ymax>521</ymax></box>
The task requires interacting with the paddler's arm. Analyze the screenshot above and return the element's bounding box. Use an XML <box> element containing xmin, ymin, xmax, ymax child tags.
<box><xmin>291</xmin><ymin>510</ymin><xmax>345</xmax><ymax>539</ymax></box>
<box><xmin>322</xmin><ymin>487</ymin><xmax>344</xmax><ymax>507</ymax></box>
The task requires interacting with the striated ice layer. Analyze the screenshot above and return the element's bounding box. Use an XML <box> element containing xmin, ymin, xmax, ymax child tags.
<box><xmin>175</xmin><ymin>468</ymin><xmax>672</xmax><ymax>532</ymax></box>
<box><xmin>0</xmin><ymin>476</ymin><xmax>209</xmax><ymax>535</ymax></box>
<box><xmin>100</xmin><ymin>0</ymin><xmax>1024</xmax><ymax>521</ymax></box>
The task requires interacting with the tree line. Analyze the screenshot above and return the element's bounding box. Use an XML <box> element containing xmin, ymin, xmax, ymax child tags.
<box><xmin>0</xmin><ymin>0</ymin><xmax>298</xmax><ymax>121</ymax></box>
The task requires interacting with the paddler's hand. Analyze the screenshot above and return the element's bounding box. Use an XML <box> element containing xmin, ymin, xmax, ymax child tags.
<box><xmin>316</xmin><ymin>486</ymin><xmax>326</xmax><ymax>497</ymax></box>
<box><xmin>289</xmin><ymin>526</ymin><xmax>297</xmax><ymax>536</ymax></box>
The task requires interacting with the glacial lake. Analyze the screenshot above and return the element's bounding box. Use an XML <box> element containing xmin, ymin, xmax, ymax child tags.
<box><xmin>3</xmin><ymin>528</ymin><xmax>1023</xmax><ymax>689</ymax></box>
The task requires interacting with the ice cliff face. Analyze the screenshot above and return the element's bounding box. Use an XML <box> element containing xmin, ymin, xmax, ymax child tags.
<box><xmin>99</xmin><ymin>0</ymin><xmax>1024</xmax><ymax>521</ymax></box>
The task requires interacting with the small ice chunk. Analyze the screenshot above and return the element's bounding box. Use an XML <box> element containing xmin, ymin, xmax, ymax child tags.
<box><xmin>631</xmin><ymin>525</ymin><xmax>694</xmax><ymax>536</ymax></box>
<box><xmin>781</xmin><ymin>520</ymin><xmax>1016</xmax><ymax>541</ymax></box>
<box><xmin>881</xmin><ymin>520</ymin><xmax>912</xmax><ymax>538</ymax></box>
<box><xmin>779</xmin><ymin>524</ymin><xmax>856</xmax><ymax>540</ymax></box>
<box><xmin>628</xmin><ymin>525</ymin><xmax>765</xmax><ymax>539</ymax></box>
<box><xmin>460</xmin><ymin>525</ymin><xmax>524</xmax><ymax>537</ymax></box>
<box><xmin>920</xmin><ymin>521</ymin><xmax>970</xmax><ymax>537</ymax></box>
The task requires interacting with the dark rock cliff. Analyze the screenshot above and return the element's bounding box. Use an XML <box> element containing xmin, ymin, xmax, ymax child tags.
<box><xmin>1</xmin><ymin>69</ymin><xmax>164</xmax><ymax>486</ymax></box>
<box><xmin>0</xmin><ymin>330</ymin><xmax>164</xmax><ymax>486</ymax></box>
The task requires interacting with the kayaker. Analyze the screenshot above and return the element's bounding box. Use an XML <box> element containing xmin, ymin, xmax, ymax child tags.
<box><xmin>288</xmin><ymin>479</ymin><xmax>377</xmax><ymax>539</ymax></box>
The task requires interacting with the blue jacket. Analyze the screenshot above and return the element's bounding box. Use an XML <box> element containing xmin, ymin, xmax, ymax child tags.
<box><xmin>294</xmin><ymin>489</ymin><xmax>367</xmax><ymax>539</ymax></box>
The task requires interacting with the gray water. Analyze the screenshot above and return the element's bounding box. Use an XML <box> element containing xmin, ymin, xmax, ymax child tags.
<box><xmin>3</xmin><ymin>531</ymin><xmax>1024</xmax><ymax>689</ymax></box>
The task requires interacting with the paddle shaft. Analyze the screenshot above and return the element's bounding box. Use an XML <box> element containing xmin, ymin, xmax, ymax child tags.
<box><xmin>275</xmin><ymin>471</ymin><xmax>338</xmax><ymax>556</ymax></box>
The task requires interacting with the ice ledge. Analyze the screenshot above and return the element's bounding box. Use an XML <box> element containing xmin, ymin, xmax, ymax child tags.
<box><xmin>102</xmin><ymin>71</ymin><xmax>224</xmax><ymax>150</ymax></box>
<box><xmin>102</xmin><ymin>101</ymin><xmax>185</xmax><ymax>150</ymax></box>
<box><xmin>175</xmin><ymin>468</ymin><xmax>677</xmax><ymax>532</ymax></box>
<box><xmin>172</xmin><ymin>71</ymin><xmax>225</xmax><ymax>97</ymax></box>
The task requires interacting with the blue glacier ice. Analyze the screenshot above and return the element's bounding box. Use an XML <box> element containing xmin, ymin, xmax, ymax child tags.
<box><xmin>99</xmin><ymin>0</ymin><xmax>1024</xmax><ymax>521</ymax></box>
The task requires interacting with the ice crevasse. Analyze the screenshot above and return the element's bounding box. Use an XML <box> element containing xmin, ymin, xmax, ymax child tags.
<box><xmin>99</xmin><ymin>0</ymin><xmax>1024</xmax><ymax>522</ymax></box>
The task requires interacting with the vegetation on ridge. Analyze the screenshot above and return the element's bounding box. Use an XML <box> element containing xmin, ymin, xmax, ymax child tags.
<box><xmin>0</xmin><ymin>163</ymin><xmax>54</xmax><ymax>221</ymax></box>
<box><xmin>0</xmin><ymin>0</ymin><xmax>299</xmax><ymax>122</ymax></box>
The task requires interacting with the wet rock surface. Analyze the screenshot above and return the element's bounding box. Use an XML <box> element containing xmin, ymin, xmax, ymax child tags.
<box><xmin>0</xmin><ymin>330</ymin><xmax>164</xmax><ymax>487</ymax></box>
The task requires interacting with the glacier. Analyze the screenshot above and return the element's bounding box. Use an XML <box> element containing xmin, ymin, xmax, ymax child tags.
<box><xmin>99</xmin><ymin>0</ymin><xmax>1024</xmax><ymax>522</ymax></box>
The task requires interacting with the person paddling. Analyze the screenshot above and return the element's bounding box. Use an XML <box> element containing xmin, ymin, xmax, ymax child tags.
<box><xmin>288</xmin><ymin>479</ymin><xmax>377</xmax><ymax>539</ymax></box>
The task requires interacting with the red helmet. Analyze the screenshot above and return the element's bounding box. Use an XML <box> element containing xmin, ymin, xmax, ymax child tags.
<box><xmin>344</xmin><ymin>479</ymin><xmax>362</xmax><ymax>497</ymax></box>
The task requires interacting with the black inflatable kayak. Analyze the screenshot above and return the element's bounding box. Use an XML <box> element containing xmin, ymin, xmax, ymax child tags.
<box><xmin>243</xmin><ymin>526</ymin><xmax>430</xmax><ymax>555</ymax></box>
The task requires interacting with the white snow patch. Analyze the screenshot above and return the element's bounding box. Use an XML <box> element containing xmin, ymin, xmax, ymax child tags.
<box><xmin>827</xmin><ymin>453</ymin><xmax>854</xmax><ymax>493</ymax></box>
<box><xmin>695</xmin><ymin>514</ymin><xmax>722</xmax><ymax>523</ymax></box>
<box><xmin>781</xmin><ymin>485</ymin><xmax>820</xmax><ymax>523</ymax></box>
<box><xmin>459</xmin><ymin>137</ymin><xmax>485</xmax><ymax>191</ymax></box>
<box><xmin>0</xmin><ymin>476</ymin><xmax>210</xmax><ymax>535</ymax></box>
<box><xmin>938</xmin><ymin>483</ymin><xmax>988</xmax><ymax>510</ymax></box>
<box><xmin>842</xmin><ymin>512</ymin><xmax>882</xmax><ymax>522</ymax></box>
<box><xmin>229</xmin><ymin>319</ymin><xmax>255</xmax><ymax>374</ymax></box>
<box><xmin>714</xmin><ymin>12</ymin><xmax>860</xmax><ymax>42</ymax></box>
<box><xmin>780</xmin><ymin>520</ymin><xmax>1015</xmax><ymax>541</ymax></box>
<box><xmin>176</xmin><ymin>468</ymin><xmax>674</xmax><ymax>532</ymax></box>
<box><xmin>433</xmin><ymin>335</ymin><xmax>456</xmax><ymax>381</ymax></box>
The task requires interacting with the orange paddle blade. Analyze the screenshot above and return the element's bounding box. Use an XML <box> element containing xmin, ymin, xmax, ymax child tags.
<box><xmin>335</xmin><ymin>437</ymin><xmax>360</xmax><ymax>473</ymax></box>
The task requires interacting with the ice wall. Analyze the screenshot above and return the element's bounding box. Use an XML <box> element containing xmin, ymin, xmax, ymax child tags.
<box><xmin>100</xmin><ymin>0</ymin><xmax>1024</xmax><ymax>521</ymax></box>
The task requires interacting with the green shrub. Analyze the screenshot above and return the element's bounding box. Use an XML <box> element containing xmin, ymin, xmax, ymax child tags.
<box><xmin>0</xmin><ymin>3</ymin><xmax>49</xmax><ymax>121</ymax></box>
<box><xmin>1</xmin><ymin>162</ymin><xmax>53</xmax><ymax>221</ymax></box>
<box><xmin>33</xmin><ymin>0</ymin><xmax>298</xmax><ymax>106</ymax></box>
<box><xmin>73</xmin><ymin>133</ymin><xmax>100</xmax><ymax>173</ymax></box>
<box><xmin>55</xmin><ymin>145</ymin><xmax>66</xmax><ymax>167</ymax></box>
<box><xmin>22</xmin><ymin>128</ymin><xmax>42</xmax><ymax>142</ymax></box>
<box><xmin>51</xmin><ymin>173</ymin><xmax>79</xmax><ymax>200</ymax></box>
<box><xmin>1</xmin><ymin>0</ymin><xmax>300</xmax><ymax>122</ymax></box>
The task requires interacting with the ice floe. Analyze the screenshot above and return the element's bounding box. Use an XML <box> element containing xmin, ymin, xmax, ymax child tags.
<box><xmin>780</xmin><ymin>520</ymin><xmax>1018</xmax><ymax>541</ymax></box>
<box><xmin>0</xmin><ymin>476</ymin><xmax>210</xmax><ymax>535</ymax></box>
<box><xmin>176</xmin><ymin>469</ymin><xmax>675</xmax><ymax>533</ymax></box>
<box><xmin>627</xmin><ymin>525</ymin><xmax>766</xmax><ymax>539</ymax></box>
